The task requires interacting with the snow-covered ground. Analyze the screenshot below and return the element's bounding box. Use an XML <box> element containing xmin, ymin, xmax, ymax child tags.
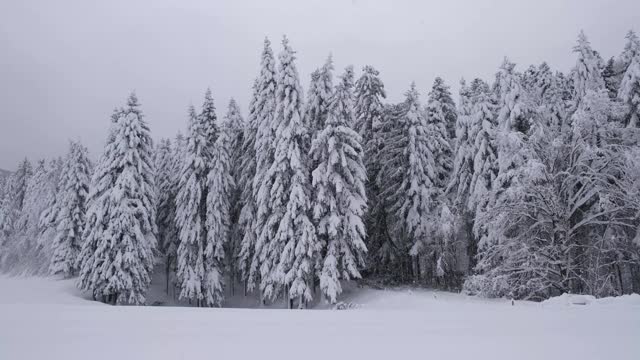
<box><xmin>1</xmin><ymin>276</ymin><xmax>639</xmax><ymax>360</ymax></box>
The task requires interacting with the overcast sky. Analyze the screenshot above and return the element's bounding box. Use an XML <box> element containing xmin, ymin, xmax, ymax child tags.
<box><xmin>1</xmin><ymin>0</ymin><xmax>638</xmax><ymax>170</ymax></box>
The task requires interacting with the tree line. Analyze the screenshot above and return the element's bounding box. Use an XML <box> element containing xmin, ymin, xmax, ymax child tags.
<box><xmin>1</xmin><ymin>31</ymin><xmax>639</xmax><ymax>306</ymax></box>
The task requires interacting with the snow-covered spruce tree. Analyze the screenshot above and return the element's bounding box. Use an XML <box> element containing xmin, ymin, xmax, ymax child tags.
<box><xmin>38</xmin><ymin>157</ymin><xmax>65</xmax><ymax>245</ymax></box>
<box><xmin>154</xmin><ymin>138</ymin><xmax>179</xmax><ymax>292</ymax></box>
<box><xmin>238</xmin><ymin>80</ymin><xmax>259</xmax><ymax>292</ymax></box>
<box><xmin>221</xmin><ymin>98</ymin><xmax>244</xmax><ymax>295</ymax></box>
<box><xmin>425</xmin><ymin>77</ymin><xmax>454</xmax><ymax>190</ymax></box>
<box><xmin>310</xmin><ymin>66</ymin><xmax>368</xmax><ymax>303</ymax></box>
<box><xmin>378</xmin><ymin>84</ymin><xmax>440</xmax><ymax>282</ymax></box>
<box><xmin>175</xmin><ymin>89</ymin><xmax>220</xmax><ymax>306</ymax></box>
<box><xmin>427</xmin><ymin>77</ymin><xmax>458</xmax><ymax>141</ymax></box>
<box><xmin>76</xmin><ymin>93</ymin><xmax>157</xmax><ymax>305</ymax></box>
<box><xmin>446</xmin><ymin>79</ymin><xmax>474</xmax><ymax>209</ymax></box>
<box><xmin>618</xmin><ymin>53</ymin><xmax>640</xmax><ymax>128</ymax></box>
<box><xmin>9</xmin><ymin>160</ymin><xmax>55</xmax><ymax>275</ymax></box>
<box><xmin>203</xmin><ymin>122</ymin><xmax>235</xmax><ymax>307</ymax></box>
<box><xmin>305</xmin><ymin>55</ymin><xmax>334</xmax><ymax>135</ymax></box>
<box><xmin>256</xmin><ymin>37</ymin><xmax>317</xmax><ymax>308</ymax></box>
<box><xmin>251</xmin><ymin>37</ymin><xmax>279</xmax><ymax>292</ymax></box>
<box><xmin>353</xmin><ymin>65</ymin><xmax>388</xmax><ymax>275</ymax></box>
<box><xmin>175</xmin><ymin>106</ymin><xmax>208</xmax><ymax>305</ymax></box>
<box><xmin>0</xmin><ymin>158</ymin><xmax>32</xmax><ymax>271</ymax></box>
<box><xmin>491</xmin><ymin>58</ymin><xmax>531</xmax><ymax>203</ymax></box>
<box><xmin>571</xmin><ymin>31</ymin><xmax>606</xmax><ymax>102</ymax></box>
<box><xmin>50</xmin><ymin>140</ymin><xmax>91</xmax><ymax>277</ymax></box>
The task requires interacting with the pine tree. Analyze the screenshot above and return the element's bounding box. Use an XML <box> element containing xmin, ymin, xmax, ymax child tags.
<box><xmin>618</xmin><ymin>53</ymin><xmax>640</xmax><ymax>128</ymax></box>
<box><xmin>203</xmin><ymin>124</ymin><xmax>234</xmax><ymax>307</ymax></box>
<box><xmin>49</xmin><ymin>141</ymin><xmax>91</xmax><ymax>277</ymax></box>
<box><xmin>222</xmin><ymin>98</ymin><xmax>244</xmax><ymax>295</ymax></box>
<box><xmin>154</xmin><ymin>138</ymin><xmax>179</xmax><ymax>292</ymax></box>
<box><xmin>310</xmin><ymin>66</ymin><xmax>368</xmax><ymax>303</ymax></box>
<box><xmin>305</xmin><ymin>55</ymin><xmax>334</xmax><ymax>134</ymax></box>
<box><xmin>353</xmin><ymin>65</ymin><xmax>387</xmax><ymax>274</ymax></box>
<box><xmin>467</xmin><ymin>81</ymin><xmax>499</xmax><ymax>248</ymax></box>
<box><xmin>425</xmin><ymin>77</ymin><xmax>454</xmax><ymax>189</ymax></box>
<box><xmin>238</xmin><ymin>80</ymin><xmax>260</xmax><ymax>291</ymax></box>
<box><xmin>76</xmin><ymin>93</ymin><xmax>157</xmax><ymax>305</ymax></box>
<box><xmin>446</xmin><ymin>79</ymin><xmax>474</xmax><ymax>208</ymax></box>
<box><xmin>427</xmin><ymin>77</ymin><xmax>458</xmax><ymax>140</ymax></box>
<box><xmin>252</xmin><ymin>37</ymin><xmax>279</xmax><ymax>292</ymax></box>
<box><xmin>255</xmin><ymin>36</ymin><xmax>317</xmax><ymax>307</ymax></box>
<box><xmin>379</xmin><ymin>84</ymin><xmax>439</xmax><ymax>268</ymax></box>
<box><xmin>175</xmin><ymin>106</ymin><xmax>208</xmax><ymax>305</ymax></box>
<box><xmin>572</xmin><ymin>31</ymin><xmax>605</xmax><ymax>101</ymax></box>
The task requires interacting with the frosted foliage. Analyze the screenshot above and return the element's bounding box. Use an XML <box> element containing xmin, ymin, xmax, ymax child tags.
<box><xmin>425</xmin><ymin>77</ymin><xmax>454</xmax><ymax>189</ymax></box>
<box><xmin>572</xmin><ymin>31</ymin><xmax>605</xmax><ymax>100</ymax></box>
<box><xmin>76</xmin><ymin>94</ymin><xmax>157</xmax><ymax>305</ymax></box>
<box><xmin>204</xmin><ymin>130</ymin><xmax>234</xmax><ymax>307</ymax></box>
<box><xmin>305</xmin><ymin>55</ymin><xmax>334</xmax><ymax>133</ymax></box>
<box><xmin>354</xmin><ymin>65</ymin><xmax>387</xmax><ymax>170</ymax></box>
<box><xmin>238</xmin><ymin>80</ymin><xmax>259</xmax><ymax>285</ymax></box>
<box><xmin>311</xmin><ymin>66</ymin><xmax>368</xmax><ymax>303</ymax></box>
<box><xmin>50</xmin><ymin>141</ymin><xmax>91</xmax><ymax>277</ymax></box>
<box><xmin>255</xmin><ymin>37</ymin><xmax>317</xmax><ymax>305</ymax></box>
<box><xmin>379</xmin><ymin>84</ymin><xmax>439</xmax><ymax>256</ymax></box>
<box><xmin>446</xmin><ymin>80</ymin><xmax>474</xmax><ymax>207</ymax></box>
<box><xmin>251</xmin><ymin>38</ymin><xmax>279</xmax><ymax>290</ymax></box>
<box><xmin>175</xmin><ymin>106</ymin><xmax>209</xmax><ymax>304</ymax></box>
<box><xmin>618</xmin><ymin>54</ymin><xmax>640</xmax><ymax>128</ymax></box>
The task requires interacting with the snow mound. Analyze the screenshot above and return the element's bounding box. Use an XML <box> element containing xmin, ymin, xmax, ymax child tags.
<box><xmin>542</xmin><ymin>293</ymin><xmax>640</xmax><ymax>307</ymax></box>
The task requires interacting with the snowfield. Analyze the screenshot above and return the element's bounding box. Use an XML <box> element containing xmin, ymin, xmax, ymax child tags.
<box><xmin>1</xmin><ymin>276</ymin><xmax>639</xmax><ymax>360</ymax></box>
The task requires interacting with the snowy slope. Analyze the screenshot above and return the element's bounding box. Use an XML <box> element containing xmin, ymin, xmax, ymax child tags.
<box><xmin>0</xmin><ymin>276</ymin><xmax>638</xmax><ymax>360</ymax></box>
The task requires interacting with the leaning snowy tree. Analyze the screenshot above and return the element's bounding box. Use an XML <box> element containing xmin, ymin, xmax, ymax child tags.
<box><xmin>50</xmin><ymin>140</ymin><xmax>91</xmax><ymax>277</ymax></box>
<box><xmin>76</xmin><ymin>93</ymin><xmax>157</xmax><ymax>305</ymax></box>
<box><xmin>310</xmin><ymin>65</ymin><xmax>368</xmax><ymax>303</ymax></box>
<box><xmin>255</xmin><ymin>36</ymin><xmax>318</xmax><ymax>308</ymax></box>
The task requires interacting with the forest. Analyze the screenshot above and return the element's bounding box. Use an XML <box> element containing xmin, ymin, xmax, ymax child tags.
<box><xmin>0</xmin><ymin>30</ymin><xmax>639</xmax><ymax>307</ymax></box>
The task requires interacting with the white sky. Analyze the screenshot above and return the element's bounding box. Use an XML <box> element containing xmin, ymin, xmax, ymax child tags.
<box><xmin>1</xmin><ymin>0</ymin><xmax>638</xmax><ymax>169</ymax></box>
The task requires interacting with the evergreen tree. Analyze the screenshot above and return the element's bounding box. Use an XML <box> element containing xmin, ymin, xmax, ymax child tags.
<box><xmin>353</xmin><ymin>65</ymin><xmax>387</xmax><ymax>274</ymax></box>
<box><xmin>310</xmin><ymin>66</ymin><xmax>368</xmax><ymax>303</ymax></box>
<box><xmin>252</xmin><ymin>37</ymin><xmax>278</xmax><ymax>291</ymax></box>
<box><xmin>618</xmin><ymin>53</ymin><xmax>640</xmax><ymax>128</ymax></box>
<box><xmin>446</xmin><ymin>79</ymin><xmax>474</xmax><ymax>208</ymax></box>
<box><xmin>427</xmin><ymin>77</ymin><xmax>458</xmax><ymax>140</ymax></box>
<box><xmin>76</xmin><ymin>93</ymin><xmax>157</xmax><ymax>305</ymax></box>
<box><xmin>255</xmin><ymin>37</ymin><xmax>317</xmax><ymax>307</ymax></box>
<box><xmin>379</xmin><ymin>84</ymin><xmax>439</xmax><ymax>270</ymax></box>
<box><xmin>154</xmin><ymin>138</ymin><xmax>179</xmax><ymax>292</ymax></box>
<box><xmin>425</xmin><ymin>78</ymin><xmax>454</xmax><ymax>189</ymax></box>
<box><xmin>238</xmin><ymin>80</ymin><xmax>259</xmax><ymax>291</ymax></box>
<box><xmin>305</xmin><ymin>55</ymin><xmax>334</xmax><ymax>134</ymax></box>
<box><xmin>572</xmin><ymin>31</ymin><xmax>605</xmax><ymax>101</ymax></box>
<box><xmin>175</xmin><ymin>106</ymin><xmax>209</xmax><ymax>305</ymax></box>
<box><xmin>50</xmin><ymin>141</ymin><xmax>91</xmax><ymax>277</ymax></box>
<box><xmin>203</xmin><ymin>124</ymin><xmax>234</xmax><ymax>307</ymax></box>
<box><xmin>222</xmin><ymin>98</ymin><xmax>244</xmax><ymax>295</ymax></box>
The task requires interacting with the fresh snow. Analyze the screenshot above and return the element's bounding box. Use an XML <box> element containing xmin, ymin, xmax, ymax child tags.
<box><xmin>1</xmin><ymin>276</ymin><xmax>638</xmax><ymax>360</ymax></box>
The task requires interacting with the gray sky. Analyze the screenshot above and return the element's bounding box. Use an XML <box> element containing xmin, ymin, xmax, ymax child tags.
<box><xmin>1</xmin><ymin>0</ymin><xmax>638</xmax><ymax>170</ymax></box>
